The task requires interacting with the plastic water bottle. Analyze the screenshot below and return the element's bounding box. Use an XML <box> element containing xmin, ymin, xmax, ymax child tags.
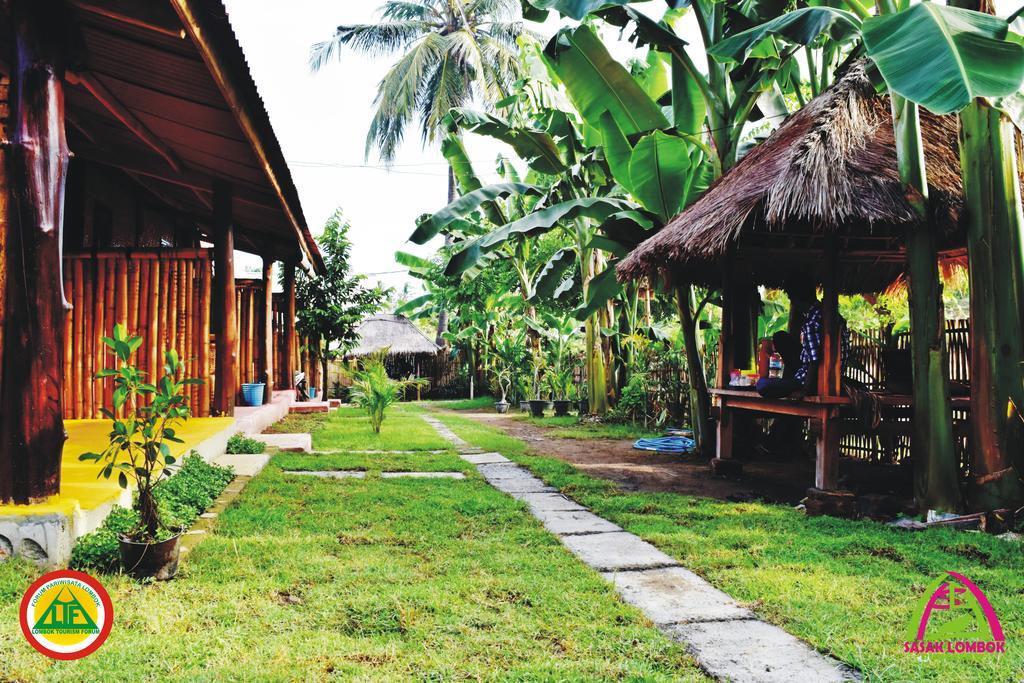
<box><xmin>768</xmin><ymin>352</ymin><xmax>783</xmax><ymax>379</ymax></box>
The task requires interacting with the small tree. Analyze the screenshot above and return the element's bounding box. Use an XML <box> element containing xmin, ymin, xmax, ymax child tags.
<box><xmin>346</xmin><ymin>349</ymin><xmax>428</xmax><ymax>433</ymax></box>
<box><xmin>80</xmin><ymin>324</ymin><xmax>201</xmax><ymax>541</ymax></box>
<box><xmin>296</xmin><ymin>210</ymin><xmax>389</xmax><ymax>395</ymax></box>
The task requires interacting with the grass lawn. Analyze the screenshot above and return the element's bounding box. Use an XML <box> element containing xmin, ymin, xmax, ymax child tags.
<box><xmin>426</xmin><ymin>405</ymin><xmax>1024</xmax><ymax>683</ymax></box>
<box><xmin>517</xmin><ymin>414</ymin><xmax>664</xmax><ymax>441</ymax></box>
<box><xmin>0</xmin><ymin>447</ymin><xmax>705</xmax><ymax>681</ymax></box>
<box><xmin>425</xmin><ymin>396</ymin><xmax>496</xmax><ymax>411</ymax></box>
<box><xmin>268</xmin><ymin>404</ymin><xmax>452</xmax><ymax>452</ymax></box>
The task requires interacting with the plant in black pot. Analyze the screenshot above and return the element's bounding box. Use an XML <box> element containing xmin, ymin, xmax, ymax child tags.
<box><xmin>527</xmin><ymin>351</ymin><xmax>548</xmax><ymax>418</ymax></box>
<box><xmin>492</xmin><ymin>368</ymin><xmax>512</xmax><ymax>414</ymax></box>
<box><xmin>80</xmin><ymin>324</ymin><xmax>202</xmax><ymax>580</ymax></box>
<box><xmin>550</xmin><ymin>366</ymin><xmax>574</xmax><ymax>417</ymax></box>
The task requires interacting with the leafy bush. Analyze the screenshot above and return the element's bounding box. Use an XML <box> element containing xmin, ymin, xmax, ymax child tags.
<box><xmin>346</xmin><ymin>349</ymin><xmax>428</xmax><ymax>433</ymax></box>
<box><xmin>70</xmin><ymin>453</ymin><xmax>234</xmax><ymax>573</ymax></box>
<box><xmin>226</xmin><ymin>433</ymin><xmax>266</xmax><ymax>454</ymax></box>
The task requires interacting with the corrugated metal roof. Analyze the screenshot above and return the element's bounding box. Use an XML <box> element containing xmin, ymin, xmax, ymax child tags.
<box><xmin>2</xmin><ymin>0</ymin><xmax>323</xmax><ymax>271</ymax></box>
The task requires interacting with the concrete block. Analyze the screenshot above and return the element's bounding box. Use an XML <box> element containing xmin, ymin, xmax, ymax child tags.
<box><xmin>602</xmin><ymin>566</ymin><xmax>753</xmax><ymax>625</ymax></box>
<box><xmin>460</xmin><ymin>452</ymin><xmax>510</xmax><ymax>465</ymax></box>
<box><xmin>259</xmin><ymin>433</ymin><xmax>312</xmax><ymax>453</ymax></box>
<box><xmin>214</xmin><ymin>453</ymin><xmax>271</xmax><ymax>477</ymax></box>
<box><xmin>379</xmin><ymin>472</ymin><xmax>466</xmax><ymax>479</ymax></box>
<box><xmin>559</xmin><ymin>531</ymin><xmax>679</xmax><ymax>572</ymax></box>
<box><xmin>281</xmin><ymin>470</ymin><xmax>366</xmax><ymax>479</ymax></box>
<box><xmin>537</xmin><ymin>509</ymin><xmax>622</xmax><ymax>536</ymax></box>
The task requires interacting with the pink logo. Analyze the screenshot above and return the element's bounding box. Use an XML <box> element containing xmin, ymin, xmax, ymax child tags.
<box><xmin>904</xmin><ymin>571</ymin><xmax>1005</xmax><ymax>655</ymax></box>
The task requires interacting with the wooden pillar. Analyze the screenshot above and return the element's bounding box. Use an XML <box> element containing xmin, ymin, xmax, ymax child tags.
<box><xmin>712</xmin><ymin>275</ymin><xmax>738</xmax><ymax>473</ymax></box>
<box><xmin>259</xmin><ymin>257</ymin><xmax>274</xmax><ymax>404</ymax></box>
<box><xmin>818</xmin><ymin>239</ymin><xmax>842</xmax><ymax>398</ymax></box>
<box><xmin>212</xmin><ymin>181</ymin><xmax>236</xmax><ymax>416</ymax></box>
<box><xmin>283</xmin><ymin>261</ymin><xmax>296</xmax><ymax>391</ymax></box>
<box><xmin>0</xmin><ymin>0</ymin><xmax>70</xmax><ymax>504</ymax></box>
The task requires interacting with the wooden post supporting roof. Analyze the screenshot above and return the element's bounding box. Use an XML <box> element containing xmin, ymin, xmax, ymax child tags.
<box><xmin>259</xmin><ymin>257</ymin><xmax>274</xmax><ymax>404</ymax></box>
<box><xmin>0</xmin><ymin>0</ymin><xmax>71</xmax><ymax>504</ymax></box>
<box><xmin>815</xmin><ymin>239</ymin><xmax>841</xmax><ymax>491</ymax></box>
<box><xmin>212</xmin><ymin>181</ymin><xmax>236</xmax><ymax>416</ymax></box>
<box><xmin>283</xmin><ymin>261</ymin><xmax>296</xmax><ymax>391</ymax></box>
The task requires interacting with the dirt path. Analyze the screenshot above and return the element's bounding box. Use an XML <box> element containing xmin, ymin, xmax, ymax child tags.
<box><xmin>452</xmin><ymin>411</ymin><xmax>819</xmax><ymax>504</ymax></box>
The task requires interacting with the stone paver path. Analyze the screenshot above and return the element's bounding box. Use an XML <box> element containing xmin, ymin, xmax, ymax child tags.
<box><xmin>419</xmin><ymin>413</ymin><xmax>858</xmax><ymax>682</ymax></box>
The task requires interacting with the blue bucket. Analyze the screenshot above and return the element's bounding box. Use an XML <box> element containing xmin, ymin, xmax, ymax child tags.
<box><xmin>241</xmin><ymin>383</ymin><xmax>265</xmax><ymax>406</ymax></box>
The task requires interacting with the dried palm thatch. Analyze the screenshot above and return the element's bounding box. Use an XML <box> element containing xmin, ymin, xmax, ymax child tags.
<box><xmin>348</xmin><ymin>314</ymin><xmax>440</xmax><ymax>357</ymax></box>
<box><xmin>617</xmin><ymin>62</ymin><xmax>971</xmax><ymax>293</ymax></box>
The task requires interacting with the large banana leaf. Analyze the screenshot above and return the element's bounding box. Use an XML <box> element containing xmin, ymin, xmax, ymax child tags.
<box><xmin>445</xmin><ymin>197</ymin><xmax>635</xmax><ymax>275</ymax></box>
<box><xmin>394</xmin><ymin>293</ymin><xmax>434</xmax><ymax>316</ymax></box>
<box><xmin>446</xmin><ymin>109</ymin><xmax>566</xmax><ymax>174</ymax></box>
<box><xmin>574</xmin><ymin>263</ymin><xmax>622</xmax><ymax>320</ymax></box>
<box><xmin>863</xmin><ymin>4</ymin><xmax>1024</xmax><ymax>115</ymax></box>
<box><xmin>709</xmin><ymin>7</ymin><xmax>861</xmax><ymax>63</ymax></box>
<box><xmin>410</xmin><ymin>183</ymin><xmax>539</xmax><ymax>244</ymax></box>
<box><xmin>628</xmin><ymin>130</ymin><xmax>692</xmax><ymax>221</ymax></box>
<box><xmin>523</xmin><ymin>0</ymin><xmax>640</xmax><ymax>20</ymax></box>
<box><xmin>544</xmin><ymin>25</ymin><xmax>669</xmax><ymax>136</ymax></box>
<box><xmin>441</xmin><ymin>135</ymin><xmax>506</xmax><ymax>226</ymax></box>
<box><xmin>532</xmin><ymin>248</ymin><xmax>577</xmax><ymax>299</ymax></box>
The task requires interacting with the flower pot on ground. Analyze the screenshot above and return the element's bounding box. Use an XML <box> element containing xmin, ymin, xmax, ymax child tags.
<box><xmin>577</xmin><ymin>399</ymin><xmax>589</xmax><ymax>416</ymax></box>
<box><xmin>519</xmin><ymin>400</ymin><xmax>529</xmax><ymax>411</ymax></box>
<box><xmin>492</xmin><ymin>368</ymin><xmax>512</xmax><ymax>415</ymax></box>
<box><xmin>80</xmin><ymin>323</ymin><xmax>204</xmax><ymax>580</ymax></box>
<box><xmin>118</xmin><ymin>533</ymin><xmax>182</xmax><ymax>581</ymax></box>
<box><xmin>552</xmin><ymin>400</ymin><xmax>572</xmax><ymax>417</ymax></box>
<box><xmin>528</xmin><ymin>399</ymin><xmax>547</xmax><ymax>418</ymax></box>
<box><xmin>494</xmin><ymin>400</ymin><xmax>510</xmax><ymax>414</ymax></box>
<box><xmin>241</xmin><ymin>382</ymin><xmax>265</xmax><ymax>406</ymax></box>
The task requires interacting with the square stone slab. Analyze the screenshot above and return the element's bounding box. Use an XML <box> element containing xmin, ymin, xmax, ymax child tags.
<box><xmin>214</xmin><ymin>454</ymin><xmax>270</xmax><ymax>477</ymax></box>
<box><xmin>489</xmin><ymin>477</ymin><xmax>557</xmax><ymax>495</ymax></box>
<box><xmin>559</xmin><ymin>532</ymin><xmax>679</xmax><ymax>572</ymax></box>
<box><xmin>537</xmin><ymin>509</ymin><xmax>622</xmax><ymax>536</ymax></box>
<box><xmin>282</xmin><ymin>470</ymin><xmax>366</xmax><ymax>479</ymax></box>
<box><xmin>380</xmin><ymin>472</ymin><xmax>466</xmax><ymax>479</ymax></box>
<box><xmin>667</xmin><ymin>620</ymin><xmax>858</xmax><ymax>682</ymax></box>
<box><xmin>476</xmin><ymin>463</ymin><xmax>532</xmax><ymax>480</ymax></box>
<box><xmin>515</xmin><ymin>491</ymin><xmax>588</xmax><ymax>512</ymax></box>
<box><xmin>602</xmin><ymin>566</ymin><xmax>753</xmax><ymax>625</ymax></box>
<box><xmin>460</xmin><ymin>452</ymin><xmax>510</xmax><ymax>465</ymax></box>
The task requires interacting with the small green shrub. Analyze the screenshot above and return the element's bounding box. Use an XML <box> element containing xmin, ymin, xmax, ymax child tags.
<box><xmin>226</xmin><ymin>433</ymin><xmax>266</xmax><ymax>454</ymax></box>
<box><xmin>70</xmin><ymin>453</ymin><xmax>234</xmax><ymax>573</ymax></box>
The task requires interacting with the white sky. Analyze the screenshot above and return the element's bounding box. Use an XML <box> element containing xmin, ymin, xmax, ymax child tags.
<box><xmin>221</xmin><ymin>1</ymin><xmax>694</xmax><ymax>290</ymax></box>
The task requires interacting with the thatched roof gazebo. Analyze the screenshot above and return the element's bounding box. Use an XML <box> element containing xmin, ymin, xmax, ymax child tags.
<box><xmin>350</xmin><ymin>314</ymin><xmax>441</xmax><ymax>357</ymax></box>
<box><xmin>618</xmin><ymin>62</ymin><xmax>965</xmax><ymax>293</ymax></box>
<box><xmin>617</xmin><ymin>62</ymin><xmax>982</xmax><ymax>516</ymax></box>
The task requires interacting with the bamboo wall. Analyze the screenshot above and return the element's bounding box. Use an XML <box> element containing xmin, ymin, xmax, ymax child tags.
<box><xmin>62</xmin><ymin>249</ymin><xmax>213</xmax><ymax>419</ymax></box>
<box><xmin>234</xmin><ymin>280</ymin><xmax>264</xmax><ymax>394</ymax></box>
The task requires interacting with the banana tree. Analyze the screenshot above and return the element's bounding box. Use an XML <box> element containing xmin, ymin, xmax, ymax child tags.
<box><xmin>863</xmin><ymin>0</ymin><xmax>1024</xmax><ymax>509</ymax></box>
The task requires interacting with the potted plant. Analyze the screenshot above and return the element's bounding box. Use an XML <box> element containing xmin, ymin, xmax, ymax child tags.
<box><xmin>550</xmin><ymin>366</ymin><xmax>574</xmax><ymax>417</ymax></box>
<box><xmin>577</xmin><ymin>380</ymin><xmax>589</xmax><ymax>416</ymax></box>
<box><xmin>493</xmin><ymin>367</ymin><xmax>512</xmax><ymax>414</ymax></box>
<box><xmin>527</xmin><ymin>352</ymin><xmax>548</xmax><ymax>418</ymax></box>
<box><xmin>80</xmin><ymin>324</ymin><xmax>202</xmax><ymax>580</ymax></box>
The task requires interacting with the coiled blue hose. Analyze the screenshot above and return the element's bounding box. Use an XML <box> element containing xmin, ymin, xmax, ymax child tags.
<box><xmin>633</xmin><ymin>436</ymin><xmax>696</xmax><ymax>453</ymax></box>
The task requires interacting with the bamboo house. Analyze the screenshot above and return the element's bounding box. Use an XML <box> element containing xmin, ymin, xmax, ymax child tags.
<box><xmin>618</xmin><ymin>62</ymin><xmax>1020</xmax><ymax>516</ymax></box>
<box><xmin>0</xmin><ymin>0</ymin><xmax>323</xmax><ymax>506</ymax></box>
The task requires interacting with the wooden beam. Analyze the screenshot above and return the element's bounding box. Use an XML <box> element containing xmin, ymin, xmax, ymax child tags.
<box><xmin>283</xmin><ymin>261</ymin><xmax>297</xmax><ymax>391</ymax></box>
<box><xmin>0</xmin><ymin>0</ymin><xmax>70</xmax><ymax>504</ymax></box>
<box><xmin>67</xmin><ymin>70</ymin><xmax>182</xmax><ymax>173</ymax></box>
<box><xmin>69</xmin><ymin>0</ymin><xmax>187</xmax><ymax>40</ymax></box>
<box><xmin>212</xmin><ymin>181</ymin><xmax>237</xmax><ymax>416</ymax></box>
<box><xmin>259</xmin><ymin>257</ymin><xmax>274</xmax><ymax>404</ymax></box>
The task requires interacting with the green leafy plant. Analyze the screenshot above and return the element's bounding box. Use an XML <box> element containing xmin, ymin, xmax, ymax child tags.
<box><xmin>346</xmin><ymin>349</ymin><xmax>428</xmax><ymax>433</ymax></box>
<box><xmin>79</xmin><ymin>324</ymin><xmax>203</xmax><ymax>542</ymax></box>
<box><xmin>226</xmin><ymin>434</ymin><xmax>267</xmax><ymax>455</ymax></box>
<box><xmin>70</xmin><ymin>453</ymin><xmax>233</xmax><ymax>572</ymax></box>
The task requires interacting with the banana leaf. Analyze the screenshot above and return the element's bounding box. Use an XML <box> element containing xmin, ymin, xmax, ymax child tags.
<box><xmin>628</xmin><ymin>130</ymin><xmax>692</xmax><ymax>222</ymax></box>
<box><xmin>544</xmin><ymin>25</ymin><xmax>669</xmax><ymax>136</ymax></box>
<box><xmin>446</xmin><ymin>109</ymin><xmax>567</xmax><ymax>174</ymax></box>
<box><xmin>709</xmin><ymin>7</ymin><xmax>861</xmax><ymax>64</ymax></box>
<box><xmin>533</xmin><ymin>248</ymin><xmax>577</xmax><ymax>299</ymax></box>
<box><xmin>863</xmin><ymin>3</ymin><xmax>1024</xmax><ymax>114</ymax></box>
<box><xmin>410</xmin><ymin>183</ymin><xmax>539</xmax><ymax>244</ymax></box>
<box><xmin>573</xmin><ymin>263</ymin><xmax>622</xmax><ymax>320</ymax></box>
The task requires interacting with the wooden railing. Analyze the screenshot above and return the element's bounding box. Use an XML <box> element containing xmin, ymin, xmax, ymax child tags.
<box><xmin>63</xmin><ymin>249</ymin><xmax>214</xmax><ymax>419</ymax></box>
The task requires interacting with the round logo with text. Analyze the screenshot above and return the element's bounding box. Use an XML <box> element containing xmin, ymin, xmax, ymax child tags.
<box><xmin>19</xmin><ymin>570</ymin><xmax>113</xmax><ymax>660</ymax></box>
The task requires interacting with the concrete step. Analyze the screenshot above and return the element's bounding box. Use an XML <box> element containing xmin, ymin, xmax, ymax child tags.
<box><xmin>289</xmin><ymin>401</ymin><xmax>329</xmax><ymax>414</ymax></box>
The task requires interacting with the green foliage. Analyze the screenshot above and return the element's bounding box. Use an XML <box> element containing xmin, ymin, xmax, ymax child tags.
<box><xmin>226</xmin><ymin>434</ymin><xmax>267</xmax><ymax>455</ymax></box>
<box><xmin>863</xmin><ymin>3</ymin><xmax>1024</xmax><ymax>115</ymax></box>
<box><xmin>345</xmin><ymin>350</ymin><xmax>429</xmax><ymax>433</ymax></box>
<box><xmin>79</xmin><ymin>324</ymin><xmax>202</xmax><ymax>541</ymax></box>
<box><xmin>295</xmin><ymin>211</ymin><xmax>388</xmax><ymax>364</ymax></box>
<box><xmin>70</xmin><ymin>454</ymin><xmax>233</xmax><ymax>573</ymax></box>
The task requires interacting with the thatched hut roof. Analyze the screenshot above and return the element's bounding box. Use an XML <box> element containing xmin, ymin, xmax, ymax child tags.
<box><xmin>348</xmin><ymin>314</ymin><xmax>440</xmax><ymax>357</ymax></box>
<box><xmin>617</xmin><ymin>62</ymin><xmax>968</xmax><ymax>293</ymax></box>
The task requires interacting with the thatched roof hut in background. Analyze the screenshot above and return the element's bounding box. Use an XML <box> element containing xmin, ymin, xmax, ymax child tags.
<box><xmin>348</xmin><ymin>314</ymin><xmax>440</xmax><ymax>357</ymax></box>
<box><xmin>617</xmin><ymin>62</ymin><xmax>968</xmax><ymax>293</ymax></box>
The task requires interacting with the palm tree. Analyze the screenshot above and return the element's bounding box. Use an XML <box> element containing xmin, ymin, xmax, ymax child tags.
<box><xmin>311</xmin><ymin>0</ymin><xmax>528</xmax><ymax>343</ymax></box>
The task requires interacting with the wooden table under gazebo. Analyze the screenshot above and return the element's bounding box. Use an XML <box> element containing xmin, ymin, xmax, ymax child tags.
<box><xmin>618</xmin><ymin>62</ymin><xmax>999</xmax><ymax>516</ymax></box>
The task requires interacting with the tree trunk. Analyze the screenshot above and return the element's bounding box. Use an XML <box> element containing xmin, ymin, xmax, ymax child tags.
<box><xmin>583</xmin><ymin>249</ymin><xmax>609</xmax><ymax>415</ymax></box>
<box><xmin>0</xmin><ymin>0</ymin><xmax>70</xmax><ymax>504</ymax></box>
<box><xmin>676</xmin><ymin>284</ymin><xmax>711</xmax><ymax>454</ymax></box>
<box><xmin>891</xmin><ymin>94</ymin><xmax>960</xmax><ymax>512</ymax></box>
<box><xmin>959</xmin><ymin>100</ymin><xmax>1024</xmax><ymax>509</ymax></box>
<box><xmin>434</xmin><ymin>165</ymin><xmax>455</xmax><ymax>347</ymax></box>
